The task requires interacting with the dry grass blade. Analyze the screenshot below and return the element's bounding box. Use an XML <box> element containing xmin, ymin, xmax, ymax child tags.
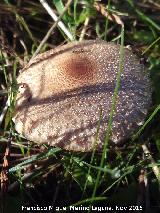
<box><xmin>94</xmin><ymin>2</ymin><xmax>124</xmax><ymax>26</ymax></box>
<box><xmin>79</xmin><ymin>17</ymin><xmax>90</xmax><ymax>41</ymax></box>
<box><xmin>148</xmin><ymin>0</ymin><xmax>160</xmax><ymax>9</ymax></box>
<box><xmin>0</xmin><ymin>100</ymin><xmax>9</xmax><ymax>126</ymax></box>
<box><xmin>40</xmin><ymin>0</ymin><xmax>73</xmax><ymax>38</ymax></box>
<box><xmin>32</xmin><ymin>0</ymin><xmax>73</xmax><ymax>58</ymax></box>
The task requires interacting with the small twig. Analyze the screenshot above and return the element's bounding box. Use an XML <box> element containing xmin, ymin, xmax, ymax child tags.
<box><xmin>0</xmin><ymin>90</ymin><xmax>8</xmax><ymax>96</ymax></box>
<box><xmin>10</xmin><ymin>142</ymin><xmax>40</xmax><ymax>151</ymax></box>
<box><xmin>142</xmin><ymin>144</ymin><xmax>160</xmax><ymax>181</ymax></box>
<box><xmin>0</xmin><ymin>153</ymin><xmax>26</xmax><ymax>157</ymax></box>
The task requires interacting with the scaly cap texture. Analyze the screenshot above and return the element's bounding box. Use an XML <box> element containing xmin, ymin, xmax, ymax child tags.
<box><xmin>13</xmin><ymin>40</ymin><xmax>152</xmax><ymax>151</ymax></box>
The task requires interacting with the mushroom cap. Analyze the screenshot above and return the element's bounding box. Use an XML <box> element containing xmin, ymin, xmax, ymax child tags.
<box><xmin>13</xmin><ymin>40</ymin><xmax>152</xmax><ymax>152</ymax></box>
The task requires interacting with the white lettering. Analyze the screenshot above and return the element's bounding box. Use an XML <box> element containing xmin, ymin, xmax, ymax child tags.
<box><xmin>70</xmin><ymin>205</ymin><xmax>89</xmax><ymax>211</ymax></box>
<box><xmin>49</xmin><ymin>206</ymin><xmax>53</xmax><ymax>210</ymax></box>
<box><xmin>21</xmin><ymin>206</ymin><xmax>25</xmax><ymax>211</ymax></box>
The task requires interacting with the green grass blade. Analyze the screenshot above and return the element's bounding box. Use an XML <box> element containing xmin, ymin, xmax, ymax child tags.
<box><xmin>91</xmin><ymin>25</ymin><xmax>125</xmax><ymax>202</ymax></box>
<box><xmin>9</xmin><ymin>147</ymin><xmax>61</xmax><ymax>173</ymax></box>
<box><xmin>132</xmin><ymin>104</ymin><xmax>160</xmax><ymax>141</ymax></box>
<box><xmin>142</xmin><ymin>36</ymin><xmax>160</xmax><ymax>55</ymax></box>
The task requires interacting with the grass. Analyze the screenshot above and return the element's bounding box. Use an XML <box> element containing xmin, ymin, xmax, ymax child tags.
<box><xmin>0</xmin><ymin>0</ymin><xmax>160</xmax><ymax>212</ymax></box>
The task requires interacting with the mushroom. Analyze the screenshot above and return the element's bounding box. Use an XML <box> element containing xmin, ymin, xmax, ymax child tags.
<box><xmin>13</xmin><ymin>40</ymin><xmax>152</xmax><ymax>152</ymax></box>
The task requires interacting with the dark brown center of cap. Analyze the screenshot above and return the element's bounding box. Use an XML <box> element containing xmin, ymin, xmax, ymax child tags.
<box><xmin>61</xmin><ymin>55</ymin><xmax>95</xmax><ymax>81</ymax></box>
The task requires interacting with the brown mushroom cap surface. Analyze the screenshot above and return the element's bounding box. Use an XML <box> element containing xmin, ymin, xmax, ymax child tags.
<box><xmin>13</xmin><ymin>40</ymin><xmax>152</xmax><ymax>152</ymax></box>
